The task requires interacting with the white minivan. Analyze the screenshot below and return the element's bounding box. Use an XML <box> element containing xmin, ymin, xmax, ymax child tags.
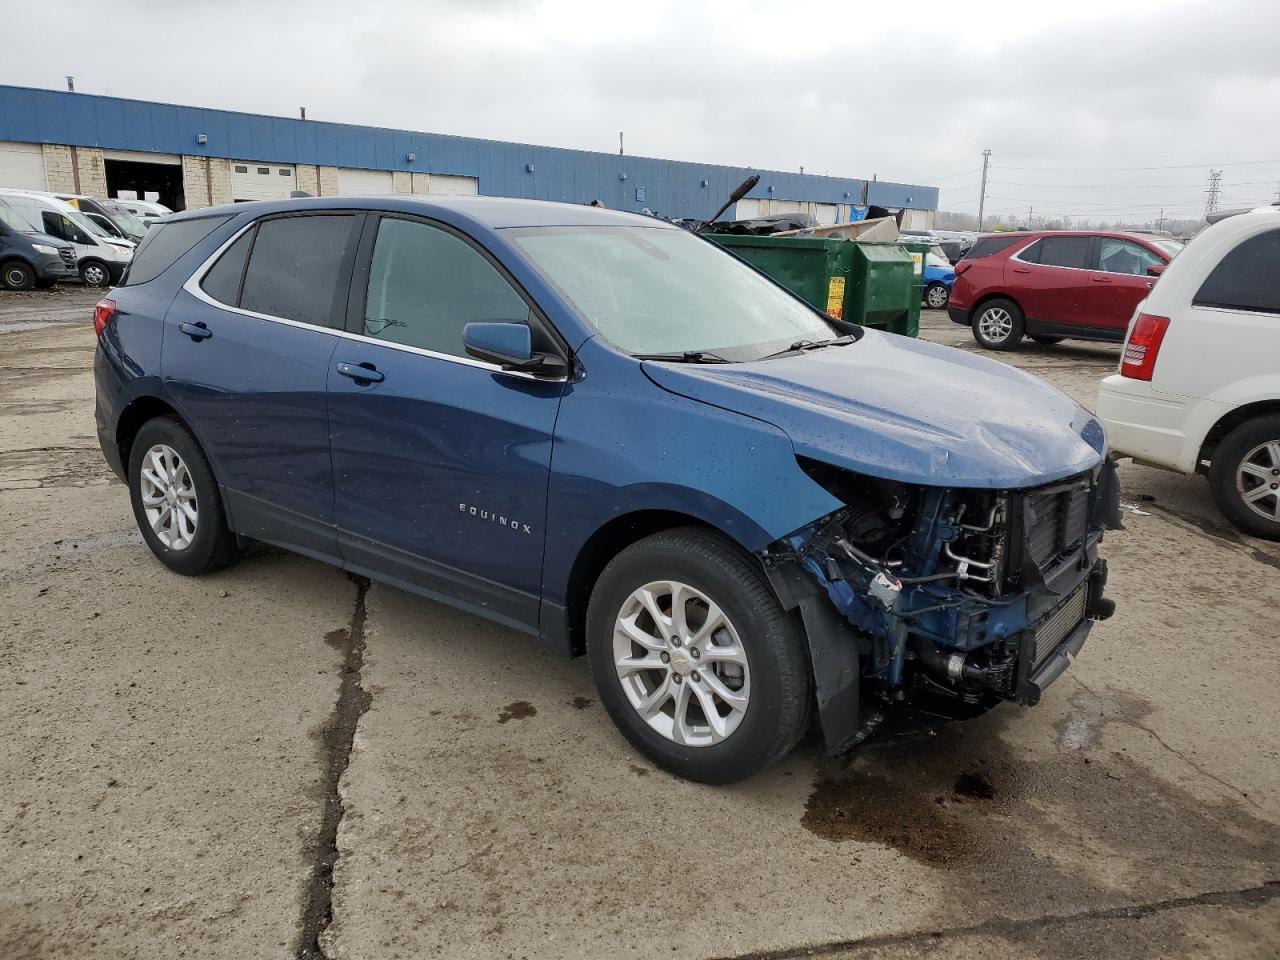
<box><xmin>0</xmin><ymin>190</ymin><xmax>134</xmax><ymax>287</ymax></box>
<box><xmin>1097</xmin><ymin>204</ymin><xmax>1280</xmax><ymax>539</ymax></box>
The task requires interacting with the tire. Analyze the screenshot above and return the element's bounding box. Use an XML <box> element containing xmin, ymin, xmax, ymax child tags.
<box><xmin>128</xmin><ymin>417</ymin><xmax>240</xmax><ymax>575</ymax></box>
<box><xmin>2</xmin><ymin>260</ymin><xmax>35</xmax><ymax>290</ymax></box>
<box><xmin>80</xmin><ymin>260</ymin><xmax>111</xmax><ymax>287</ymax></box>
<box><xmin>1030</xmin><ymin>335</ymin><xmax>1065</xmax><ymax>345</ymax></box>
<box><xmin>925</xmin><ymin>282</ymin><xmax>950</xmax><ymax>309</ymax></box>
<box><xmin>586</xmin><ymin>528</ymin><xmax>812</xmax><ymax>784</ymax></box>
<box><xmin>1207</xmin><ymin>416</ymin><xmax>1280</xmax><ymax>540</ymax></box>
<box><xmin>972</xmin><ymin>298</ymin><xmax>1024</xmax><ymax>350</ymax></box>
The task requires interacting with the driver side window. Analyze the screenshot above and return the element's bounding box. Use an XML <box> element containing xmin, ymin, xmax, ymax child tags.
<box><xmin>1098</xmin><ymin>239</ymin><xmax>1162</xmax><ymax>276</ymax></box>
<box><xmin>362</xmin><ymin>217</ymin><xmax>529</xmax><ymax>358</ymax></box>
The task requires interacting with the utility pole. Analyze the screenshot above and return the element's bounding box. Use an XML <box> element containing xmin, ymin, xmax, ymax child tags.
<box><xmin>1156</xmin><ymin>209</ymin><xmax>1165</xmax><ymax>232</ymax></box>
<box><xmin>1204</xmin><ymin>169</ymin><xmax>1223</xmax><ymax>219</ymax></box>
<box><xmin>619</xmin><ymin>132</ymin><xmax>624</xmax><ymax>156</ymax></box>
<box><xmin>1027</xmin><ymin>205</ymin><xmax>1033</xmax><ymax>229</ymax></box>
<box><xmin>977</xmin><ymin>148</ymin><xmax>992</xmax><ymax>231</ymax></box>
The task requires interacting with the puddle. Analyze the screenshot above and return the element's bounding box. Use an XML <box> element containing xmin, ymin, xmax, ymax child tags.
<box><xmin>497</xmin><ymin>701</ymin><xmax>537</xmax><ymax>724</ymax></box>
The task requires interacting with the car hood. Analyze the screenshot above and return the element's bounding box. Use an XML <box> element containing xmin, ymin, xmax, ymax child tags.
<box><xmin>642</xmin><ymin>330</ymin><xmax>1106</xmax><ymax>489</ymax></box>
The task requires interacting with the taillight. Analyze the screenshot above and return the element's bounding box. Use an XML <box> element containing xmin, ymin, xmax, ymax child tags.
<box><xmin>954</xmin><ymin>261</ymin><xmax>972</xmax><ymax>276</ymax></box>
<box><xmin>1120</xmin><ymin>313</ymin><xmax>1170</xmax><ymax>381</ymax></box>
<box><xmin>93</xmin><ymin>299</ymin><xmax>117</xmax><ymax>338</ymax></box>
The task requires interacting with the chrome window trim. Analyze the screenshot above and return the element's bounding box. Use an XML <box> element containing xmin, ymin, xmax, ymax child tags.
<box><xmin>181</xmin><ymin>219</ymin><xmax>566</xmax><ymax>383</ymax></box>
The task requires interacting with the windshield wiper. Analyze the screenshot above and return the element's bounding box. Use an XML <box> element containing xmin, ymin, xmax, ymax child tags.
<box><xmin>760</xmin><ymin>335</ymin><xmax>856</xmax><ymax>360</ymax></box>
<box><xmin>634</xmin><ymin>351</ymin><xmax>732</xmax><ymax>364</ymax></box>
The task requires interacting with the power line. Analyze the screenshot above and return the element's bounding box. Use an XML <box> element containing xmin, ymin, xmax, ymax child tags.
<box><xmin>994</xmin><ymin>158</ymin><xmax>1280</xmax><ymax>172</ymax></box>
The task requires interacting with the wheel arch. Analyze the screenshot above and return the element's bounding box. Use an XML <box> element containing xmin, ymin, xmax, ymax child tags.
<box><xmin>969</xmin><ymin>291</ymin><xmax>1023</xmax><ymax>323</ymax></box>
<box><xmin>1199</xmin><ymin>399</ymin><xmax>1280</xmax><ymax>470</ymax></box>
<box><xmin>559</xmin><ymin>509</ymin><xmax>762</xmax><ymax>657</ymax></box>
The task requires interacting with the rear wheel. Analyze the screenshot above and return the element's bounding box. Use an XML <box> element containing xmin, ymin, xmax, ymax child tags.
<box><xmin>925</xmin><ymin>282</ymin><xmax>950</xmax><ymax>309</ymax></box>
<box><xmin>1030</xmin><ymin>335</ymin><xmax>1064</xmax><ymax>345</ymax></box>
<box><xmin>2</xmin><ymin>260</ymin><xmax>35</xmax><ymax>290</ymax></box>
<box><xmin>1208</xmin><ymin>416</ymin><xmax>1280</xmax><ymax>540</ymax></box>
<box><xmin>586</xmin><ymin>528</ymin><xmax>811</xmax><ymax>784</ymax></box>
<box><xmin>128</xmin><ymin>417</ymin><xmax>239</xmax><ymax>575</ymax></box>
<box><xmin>80</xmin><ymin>260</ymin><xmax>111</xmax><ymax>287</ymax></box>
<box><xmin>972</xmin><ymin>298</ymin><xmax>1024</xmax><ymax>350</ymax></box>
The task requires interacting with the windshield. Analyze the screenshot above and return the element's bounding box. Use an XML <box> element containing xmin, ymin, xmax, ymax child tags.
<box><xmin>0</xmin><ymin>197</ymin><xmax>43</xmax><ymax>232</ymax></box>
<box><xmin>509</xmin><ymin>225</ymin><xmax>838</xmax><ymax>360</ymax></box>
<box><xmin>98</xmin><ymin>200</ymin><xmax>147</xmax><ymax>236</ymax></box>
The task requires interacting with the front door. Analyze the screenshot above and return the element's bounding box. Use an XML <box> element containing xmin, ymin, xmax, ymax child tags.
<box><xmin>1088</xmin><ymin>237</ymin><xmax>1164</xmax><ymax>334</ymax></box>
<box><xmin>328</xmin><ymin>215</ymin><xmax>566</xmax><ymax>631</ymax></box>
<box><xmin>163</xmin><ymin>213</ymin><xmax>361</xmax><ymax>560</ymax></box>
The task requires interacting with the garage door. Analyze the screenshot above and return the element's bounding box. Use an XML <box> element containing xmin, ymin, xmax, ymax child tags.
<box><xmin>0</xmin><ymin>141</ymin><xmax>47</xmax><ymax>191</ymax></box>
<box><xmin>337</xmin><ymin>168</ymin><xmax>394</xmax><ymax>195</ymax></box>
<box><xmin>231</xmin><ymin>161</ymin><xmax>297</xmax><ymax>201</ymax></box>
<box><xmin>427</xmin><ymin>174</ymin><xmax>478</xmax><ymax>196</ymax></box>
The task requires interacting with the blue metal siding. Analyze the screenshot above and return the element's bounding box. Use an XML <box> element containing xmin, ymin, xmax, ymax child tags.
<box><xmin>0</xmin><ymin>84</ymin><xmax>938</xmax><ymax>215</ymax></box>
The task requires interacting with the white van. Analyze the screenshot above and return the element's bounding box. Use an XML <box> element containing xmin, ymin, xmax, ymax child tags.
<box><xmin>0</xmin><ymin>190</ymin><xmax>134</xmax><ymax>287</ymax></box>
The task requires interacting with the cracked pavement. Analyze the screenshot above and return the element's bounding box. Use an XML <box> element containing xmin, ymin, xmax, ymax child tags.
<box><xmin>1</xmin><ymin>292</ymin><xmax>1276</xmax><ymax>959</ymax></box>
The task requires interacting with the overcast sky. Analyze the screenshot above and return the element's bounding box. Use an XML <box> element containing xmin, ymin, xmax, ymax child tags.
<box><xmin>4</xmin><ymin>0</ymin><xmax>1279</xmax><ymax>223</ymax></box>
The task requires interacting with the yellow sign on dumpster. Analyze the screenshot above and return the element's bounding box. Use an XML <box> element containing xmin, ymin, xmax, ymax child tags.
<box><xmin>825</xmin><ymin>276</ymin><xmax>845</xmax><ymax>319</ymax></box>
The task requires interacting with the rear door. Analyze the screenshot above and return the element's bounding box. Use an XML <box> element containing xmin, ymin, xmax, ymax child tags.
<box><xmin>1008</xmin><ymin>235</ymin><xmax>1096</xmax><ymax>329</ymax></box>
<box><xmin>164</xmin><ymin>212</ymin><xmax>362</xmax><ymax>560</ymax></box>
<box><xmin>327</xmin><ymin>214</ymin><xmax>566</xmax><ymax>631</ymax></box>
<box><xmin>1088</xmin><ymin>237</ymin><xmax>1164</xmax><ymax>334</ymax></box>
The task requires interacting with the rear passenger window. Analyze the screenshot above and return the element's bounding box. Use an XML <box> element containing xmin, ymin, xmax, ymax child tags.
<box><xmin>1193</xmin><ymin>229</ymin><xmax>1280</xmax><ymax>315</ymax></box>
<box><xmin>123</xmin><ymin>216</ymin><xmax>230</xmax><ymax>286</ymax></box>
<box><xmin>1022</xmin><ymin>236</ymin><xmax>1092</xmax><ymax>269</ymax></box>
<box><xmin>238</xmin><ymin>215</ymin><xmax>357</xmax><ymax>326</ymax></box>
<box><xmin>963</xmin><ymin>235</ymin><xmax>1024</xmax><ymax>260</ymax></box>
<box><xmin>361</xmin><ymin>217</ymin><xmax>528</xmax><ymax>358</ymax></box>
<box><xmin>200</xmin><ymin>230</ymin><xmax>253</xmax><ymax>305</ymax></box>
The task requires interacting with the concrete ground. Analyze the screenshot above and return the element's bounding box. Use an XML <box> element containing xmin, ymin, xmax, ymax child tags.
<box><xmin>1</xmin><ymin>292</ymin><xmax>1276</xmax><ymax>960</ymax></box>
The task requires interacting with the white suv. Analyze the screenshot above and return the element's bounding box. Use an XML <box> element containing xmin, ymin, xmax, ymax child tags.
<box><xmin>1097</xmin><ymin>204</ymin><xmax>1280</xmax><ymax>539</ymax></box>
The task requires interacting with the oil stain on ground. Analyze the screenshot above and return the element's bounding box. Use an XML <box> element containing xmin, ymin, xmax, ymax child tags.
<box><xmin>497</xmin><ymin>700</ymin><xmax>537</xmax><ymax>724</ymax></box>
<box><xmin>323</xmin><ymin>628</ymin><xmax>349</xmax><ymax>649</ymax></box>
<box><xmin>800</xmin><ymin>700</ymin><xmax>1280</xmax><ymax>902</ymax></box>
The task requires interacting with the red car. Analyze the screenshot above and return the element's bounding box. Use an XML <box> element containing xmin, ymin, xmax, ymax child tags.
<box><xmin>947</xmin><ymin>230</ymin><xmax>1183</xmax><ymax>350</ymax></box>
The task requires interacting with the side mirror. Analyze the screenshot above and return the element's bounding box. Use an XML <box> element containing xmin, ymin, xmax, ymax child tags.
<box><xmin>463</xmin><ymin>321</ymin><xmax>565</xmax><ymax>376</ymax></box>
<box><xmin>1146</xmin><ymin>263</ymin><xmax>1166</xmax><ymax>277</ymax></box>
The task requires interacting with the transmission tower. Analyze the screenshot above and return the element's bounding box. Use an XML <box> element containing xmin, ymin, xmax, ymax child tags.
<box><xmin>1204</xmin><ymin>169</ymin><xmax>1223</xmax><ymax>218</ymax></box>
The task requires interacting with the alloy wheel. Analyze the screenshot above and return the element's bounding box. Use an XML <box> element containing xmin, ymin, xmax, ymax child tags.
<box><xmin>927</xmin><ymin>285</ymin><xmax>948</xmax><ymax>308</ymax></box>
<box><xmin>1236</xmin><ymin>440</ymin><xmax>1280</xmax><ymax>522</ymax></box>
<box><xmin>612</xmin><ymin>580</ymin><xmax>750</xmax><ymax>747</ymax></box>
<box><xmin>83</xmin><ymin>264</ymin><xmax>107</xmax><ymax>286</ymax></box>
<box><xmin>139</xmin><ymin>444</ymin><xmax>199</xmax><ymax>549</ymax></box>
<box><xmin>978</xmin><ymin>306</ymin><xmax>1013</xmax><ymax>342</ymax></box>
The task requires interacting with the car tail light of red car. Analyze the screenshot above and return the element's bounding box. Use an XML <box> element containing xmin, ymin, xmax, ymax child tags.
<box><xmin>93</xmin><ymin>299</ymin><xmax>117</xmax><ymax>338</ymax></box>
<box><xmin>954</xmin><ymin>261</ymin><xmax>973</xmax><ymax>276</ymax></box>
<box><xmin>1120</xmin><ymin>312</ymin><xmax>1170</xmax><ymax>381</ymax></box>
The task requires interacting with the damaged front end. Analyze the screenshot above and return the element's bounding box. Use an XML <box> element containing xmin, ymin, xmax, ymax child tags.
<box><xmin>762</xmin><ymin>456</ymin><xmax>1122</xmax><ymax>755</ymax></box>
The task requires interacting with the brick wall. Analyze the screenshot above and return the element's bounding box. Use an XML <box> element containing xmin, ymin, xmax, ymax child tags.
<box><xmin>180</xmin><ymin>156</ymin><xmax>233</xmax><ymax>208</ymax></box>
<box><xmin>317</xmin><ymin>166</ymin><xmax>339</xmax><ymax>197</ymax></box>
<box><xmin>295</xmin><ymin>164</ymin><xmax>321</xmax><ymax>196</ymax></box>
<box><xmin>72</xmin><ymin>147</ymin><xmax>107</xmax><ymax>198</ymax></box>
<box><xmin>41</xmin><ymin>144</ymin><xmax>76</xmax><ymax>192</ymax></box>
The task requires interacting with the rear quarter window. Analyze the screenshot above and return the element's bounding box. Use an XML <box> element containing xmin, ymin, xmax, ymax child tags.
<box><xmin>122</xmin><ymin>216</ymin><xmax>231</xmax><ymax>286</ymax></box>
<box><xmin>1192</xmin><ymin>228</ymin><xmax>1280</xmax><ymax>315</ymax></box>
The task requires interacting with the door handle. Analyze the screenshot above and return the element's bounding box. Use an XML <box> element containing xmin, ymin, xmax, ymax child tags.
<box><xmin>336</xmin><ymin>361</ymin><xmax>384</xmax><ymax>384</ymax></box>
<box><xmin>178</xmin><ymin>321</ymin><xmax>211</xmax><ymax>341</ymax></box>
<box><xmin>1011</xmin><ymin>267</ymin><xmax>1031</xmax><ymax>274</ymax></box>
<box><xmin>1090</xmin><ymin>276</ymin><xmax>1111</xmax><ymax>283</ymax></box>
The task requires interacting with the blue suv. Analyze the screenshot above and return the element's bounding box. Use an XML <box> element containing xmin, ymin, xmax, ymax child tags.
<box><xmin>94</xmin><ymin>197</ymin><xmax>1118</xmax><ymax>783</ymax></box>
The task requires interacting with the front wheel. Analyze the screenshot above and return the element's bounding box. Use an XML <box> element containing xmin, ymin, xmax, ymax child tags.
<box><xmin>586</xmin><ymin>529</ymin><xmax>811</xmax><ymax>784</ymax></box>
<box><xmin>925</xmin><ymin>282</ymin><xmax>950</xmax><ymax>309</ymax></box>
<box><xmin>2</xmin><ymin>260</ymin><xmax>35</xmax><ymax>290</ymax></box>
<box><xmin>972</xmin><ymin>298</ymin><xmax>1024</xmax><ymax>350</ymax></box>
<box><xmin>80</xmin><ymin>260</ymin><xmax>111</xmax><ymax>287</ymax></box>
<box><xmin>1208</xmin><ymin>416</ymin><xmax>1280</xmax><ymax>540</ymax></box>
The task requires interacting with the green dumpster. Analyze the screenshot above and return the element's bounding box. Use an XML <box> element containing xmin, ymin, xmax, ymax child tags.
<box><xmin>707</xmin><ymin>233</ymin><xmax>918</xmax><ymax>336</ymax></box>
<box><xmin>895</xmin><ymin>239</ymin><xmax>933</xmax><ymax>338</ymax></box>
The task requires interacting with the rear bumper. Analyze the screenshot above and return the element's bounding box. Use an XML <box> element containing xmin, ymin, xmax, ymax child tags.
<box><xmin>1096</xmin><ymin>374</ymin><xmax>1213</xmax><ymax>474</ymax></box>
<box><xmin>946</xmin><ymin>305</ymin><xmax>969</xmax><ymax>325</ymax></box>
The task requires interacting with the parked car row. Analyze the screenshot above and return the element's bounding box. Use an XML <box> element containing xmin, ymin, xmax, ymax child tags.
<box><xmin>0</xmin><ymin>189</ymin><xmax>136</xmax><ymax>289</ymax></box>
